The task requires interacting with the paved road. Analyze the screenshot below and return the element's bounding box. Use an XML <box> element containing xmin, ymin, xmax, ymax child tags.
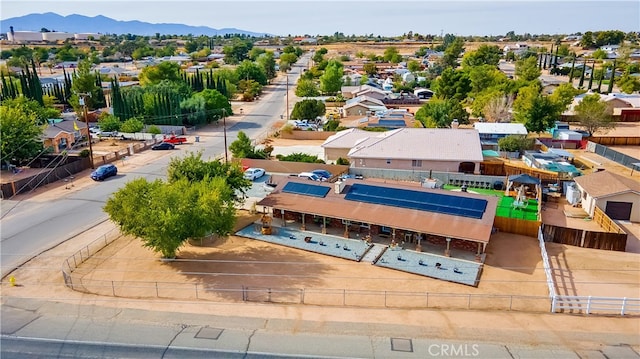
<box><xmin>2</xmin><ymin>298</ymin><xmax>638</xmax><ymax>359</ymax></box>
<box><xmin>0</xmin><ymin>56</ymin><xmax>308</xmax><ymax>278</ymax></box>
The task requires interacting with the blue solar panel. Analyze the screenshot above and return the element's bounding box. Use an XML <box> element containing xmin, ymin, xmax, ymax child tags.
<box><xmin>282</xmin><ymin>182</ymin><xmax>331</xmax><ymax>198</ymax></box>
<box><xmin>344</xmin><ymin>184</ymin><xmax>487</xmax><ymax>219</ymax></box>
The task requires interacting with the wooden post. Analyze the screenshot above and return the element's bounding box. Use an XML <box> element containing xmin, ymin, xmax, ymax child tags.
<box><xmin>445</xmin><ymin>237</ymin><xmax>451</xmax><ymax>257</ymax></box>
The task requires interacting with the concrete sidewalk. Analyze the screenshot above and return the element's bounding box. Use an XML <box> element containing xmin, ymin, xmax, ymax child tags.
<box><xmin>4</xmin><ymin>297</ymin><xmax>638</xmax><ymax>358</ymax></box>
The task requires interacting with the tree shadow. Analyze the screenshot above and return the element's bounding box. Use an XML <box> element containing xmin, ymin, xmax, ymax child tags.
<box><xmin>167</xmin><ymin>238</ymin><xmax>331</xmax><ymax>302</ymax></box>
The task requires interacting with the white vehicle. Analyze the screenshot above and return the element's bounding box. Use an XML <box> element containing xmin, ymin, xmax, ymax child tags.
<box><xmin>297</xmin><ymin>172</ymin><xmax>321</xmax><ymax>181</ymax></box>
<box><xmin>244</xmin><ymin>168</ymin><xmax>265</xmax><ymax>181</ymax></box>
<box><xmin>293</xmin><ymin>120</ymin><xmax>318</xmax><ymax>131</ymax></box>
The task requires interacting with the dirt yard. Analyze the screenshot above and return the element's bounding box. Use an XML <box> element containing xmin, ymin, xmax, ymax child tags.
<box><xmin>6</xmin><ymin>208</ymin><xmax>636</xmax><ymax>314</ymax></box>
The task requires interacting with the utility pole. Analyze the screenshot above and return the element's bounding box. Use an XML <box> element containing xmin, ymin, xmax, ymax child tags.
<box><xmin>79</xmin><ymin>93</ymin><xmax>95</xmax><ymax>169</ymax></box>
<box><xmin>222</xmin><ymin>108</ymin><xmax>228</xmax><ymax>164</ymax></box>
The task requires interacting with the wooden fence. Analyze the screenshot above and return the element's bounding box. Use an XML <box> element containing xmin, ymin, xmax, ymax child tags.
<box><xmin>542</xmin><ymin>224</ymin><xmax>627</xmax><ymax>251</ymax></box>
<box><xmin>1</xmin><ymin>157</ymin><xmax>90</xmax><ymax>198</ymax></box>
<box><xmin>588</xmin><ymin>137</ymin><xmax>640</xmax><ymax>146</ymax></box>
<box><xmin>1</xmin><ymin>138</ymin><xmax>160</xmax><ymax>198</ymax></box>
<box><xmin>593</xmin><ymin>206</ymin><xmax>626</xmax><ymax>234</ymax></box>
<box><xmin>279</xmin><ymin>131</ymin><xmax>336</xmax><ymax>140</ymax></box>
<box><xmin>494</xmin><ymin>217</ymin><xmax>541</xmax><ymax>237</ymax></box>
<box><xmin>503</xmin><ymin>163</ymin><xmax>559</xmax><ymax>181</ymax></box>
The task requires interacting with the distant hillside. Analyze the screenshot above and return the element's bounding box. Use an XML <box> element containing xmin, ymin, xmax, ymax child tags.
<box><xmin>0</xmin><ymin>12</ymin><xmax>269</xmax><ymax>37</ymax></box>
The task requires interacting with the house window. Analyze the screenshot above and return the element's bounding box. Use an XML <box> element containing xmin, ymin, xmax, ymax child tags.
<box><xmin>582</xmin><ymin>191</ymin><xmax>587</xmax><ymax>200</ymax></box>
<box><xmin>386</xmin><ymin>159</ymin><xmax>391</xmax><ymax>164</ymax></box>
<box><xmin>412</xmin><ymin>160</ymin><xmax>422</xmax><ymax>167</ymax></box>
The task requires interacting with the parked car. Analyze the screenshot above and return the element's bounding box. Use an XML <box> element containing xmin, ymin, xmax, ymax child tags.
<box><xmin>90</xmin><ymin>164</ymin><xmax>118</xmax><ymax>181</ymax></box>
<box><xmin>312</xmin><ymin>169</ymin><xmax>332</xmax><ymax>181</ymax></box>
<box><xmin>163</xmin><ymin>135</ymin><xmax>188</xmax><ymax>145</ymax></box>
<box><xmin>244</xmin><ymin>168</ymin><xmax>266</xmax><ymax>181</ymax></box>
<box><xmin>151</xmin><ymin>142</ymin><xmax>176</xmax><ymax>150</ymax></box>
<box><xmin>293</xmin><ymin>120</ymin><xmax>318</xmax><ymax>131</ymax></box>
<box><xmin>298</xmin><ymin>172</ymin><xmax>321</xmax><ymax>181</ymax></box>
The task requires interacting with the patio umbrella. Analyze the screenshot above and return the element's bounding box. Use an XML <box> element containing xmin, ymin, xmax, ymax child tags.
<box><xmin>505</xmin><ymin>174</ymin><xmax>541</xmax><ymax>198</ymax></box>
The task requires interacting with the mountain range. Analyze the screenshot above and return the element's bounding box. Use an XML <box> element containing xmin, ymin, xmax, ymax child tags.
<box><xmin>0</xmin><ymin>13</ymin><xmax>268</xmax><ymax>37</ymax></box>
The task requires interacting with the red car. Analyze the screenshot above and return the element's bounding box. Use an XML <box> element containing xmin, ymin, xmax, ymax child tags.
<box><xmin>163</xmin><ymin>135</ymin><xmax>187</xmax><ymax>145</ymax></box>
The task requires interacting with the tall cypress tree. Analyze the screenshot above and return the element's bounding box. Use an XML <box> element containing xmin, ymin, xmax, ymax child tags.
<box><xmin>568</xmin><ymin>60</ymin><xmax>576</xmax><ymax>82</ymax></box>
<box><xmin>578</xmin><ymin>59</ymin><xmax>587</xmax><ymax>88</ymax></box>
<box><xmin>587</xmin><ymin>60</ymin><xmax>595</xmax><ymax>90</ymax></box>
<box><xmin>597</xmin><ymin>66</ymin><xmax>604</xmax><ymax>93</ymax></box>
<box><xmin>607</xmin><ymin>60</ymin><xmax>616</xmax><ymax>94</ymax></box>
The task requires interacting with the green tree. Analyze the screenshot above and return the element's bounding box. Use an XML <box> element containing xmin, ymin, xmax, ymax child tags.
<box><xmin>414</xmin><ymin>98</ymin><xmax>469</xmax><ymax>128</ymax></box>
<box><xmin>0</xmin><ymin>105</ymin><xmax>44</xmax><ymax>165</ymax></box>
<box><xmin>461</xmin><ymin>45</ymin><xmax>502</xmax><ymax>68</ymax></box>
<box><xmin>580</xmin><ymin>31</ymin><xmax>595</xmax><ymax>48</ymax></box>
<box><xmin>295</xmin><ymin>78</ymin><xmax>320</xmax><ymax>97</ymax></box>
<box><xmin>515</xmin><ymin>95</ymin><xmax>560</xmax><ymax>133</ymax></box>
<box><xmin>407</xmin><ymin>60</ymin><xmax>421</xmax><ymax>72</ymax></box>
<box><xmin>0</xmin><ymin>96</ymin><xmax>59</xmax><ymax>125</ymax></box>
<box><xmin>383</xmin><ymin>47</ymin><xmax>399</xmax><ymax>62</ymax></box>
<box><xmin>238</xmin><ymin>79</ymin><xmax>262</xmax><ymax>101</ymax></box>
<box><xmin>279</xmin><ymin>52</ymin><xmax>298</xmax><ymax>66</ymax></box>
<box><xmin>198</xmin><ymin>88</ymin><xmax>231</xmax><ymax>122</ymax></box>
<box><xmin>616</xmin><ymin>72</ymin><xmax>640</xmax><ymax>94</ymax></box>
<box><xmin>256</xmin><ymin>51</ymin><xmax>276</xmax><ymax>79</ymax></box>
<box><xmin>248</xmin><ymin>47</ymin><xmax>266</xmax><ymax>61</ymax></box>
<box><xmin>69</xmin><ymin>58</ymin><xmax>100</xmax><ymax>113</ymax></box>
<box><xmin>235</xmin><ymin>60</ymin><xmax>268</xmax><ymax>86</ymax></box>
<box><xmin>497</xmin><ymin>135</ymin><xmax>534</xmax><ymax>153</ymax></box>
<box><xmin>574</xmin><ymin>93</ymin><xmax>615</xmax><ymax>135</ymax></box>
<box><xmin>167</xmin><ymin>151</ymin><xmax>251</xmax><ymax>201</ymax></box>
<box><xmin>180</xmin><ymin>95</ymin><xmax>207</xmax><ymax>125</ymax></box>
<box><xmin>442</xmin><ymin>37</ymin><xmax>465</xmax><ymax>68</ymax></box>
<box><xmin>433</xmin><ymin>68</ymin><xmax>471</xmax><ymax>101</ymax></box>
<box><xmin>548</xmin><ymin>83</ymin><xmax>584</xmax><ymax>111</ymax></box>
<box><xmin>147</xmin><ymin>125</ymin><xmax>161</xmax><ymax>134</ymax></box>
<box><xmin>139</xmin><ymin>61</ymin><xmax>182</xmax><ymax>87</ymax></box>
<box><xmin>319</xmin><ymin>60</ymin><xmax>343</xmax><ymax>94</ymax></box>
<box><xmin>120</xmin><ymin>117</ymin><xmax>144</xmax><ymax>133</ymax></box>
<box><xmin>229</xmin><ymin>131</ymin><xmax>266</xmax><ymax>159</ymax></box>
<box><xmin>362</xmin><ymin>62</ymin><xmax>378</xmax><ymax>76</ymax></box>
<box><xmin>222</xmin><ymin>39</ymin><xmax>252</xmax><ymax>64</ymax></box>
<box><xmin>98</xmin><ymin>113</ymin><xmax>122</xmax><ymax>132</ymax></box>
<box><xmin>467</xmin><ymin>64</ymin><xmax>507</xmax><ymax>96</ymax></box>
<box><xmin>515</xmin><ymin>56</ymin><xmax>541</xmax><ymax>82</ymax></box>
<box><xmin>290</xmin><ymin>99</ymin><xmax>325</xmax><ymax>120</ymax></box>
<box><xmin>104</xmin><ymin>177</ymin><xmax>236</xmax><ymax>258</ymax></box>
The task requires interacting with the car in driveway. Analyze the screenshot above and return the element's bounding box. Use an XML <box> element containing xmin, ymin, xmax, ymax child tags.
<box><xmin>90</xmin><ymin>164</ymin><xmax>118</xmax><ymax>181</ymax></box>
<box><xmin>312</xmin><ymin>169</ymin><xmax>332</xmax><ymax>181</ymax></box>
<box><xmin>297</xmin><ymin>172</ymin><xmax>321</xmax><ymax>181</ymax></box>
<box><xmin>151</xmin><ymin>142</ymin><xmax>176</xmax><ymax>150</ymax></box>
<box><xmin>244</xmin><ymin>168</ymin><xmax>265</xmax><ymax>181</ymax></box>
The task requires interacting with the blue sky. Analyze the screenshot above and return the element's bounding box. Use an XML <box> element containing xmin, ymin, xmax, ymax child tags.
<box><xmin>2</xmin><ymin>1</ymin><xmax>638</xmax><ymax>37</ymax></box>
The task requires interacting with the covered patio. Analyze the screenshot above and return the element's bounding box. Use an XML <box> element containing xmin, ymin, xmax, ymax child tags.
<box><xmin>243</xmin><ymin>177</ymin><xmax>499</xmax><ymax>286</ymax></box>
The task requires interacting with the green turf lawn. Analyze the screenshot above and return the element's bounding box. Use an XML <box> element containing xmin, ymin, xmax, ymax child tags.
<box><xmin>496</xmin><ymin>196</ymin><xmax>539</xmax><ymax>221</ymax></box>
<box><xmin>444</xmin><ymin>185</ymin><xmax>539</xmax><ymax>221</ymax></box>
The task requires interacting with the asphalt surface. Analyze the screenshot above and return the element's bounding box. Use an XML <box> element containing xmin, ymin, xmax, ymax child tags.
<box><xmin>2</xmin><ymin>55</ymin><xmax>639</xmax><ymax>359</ymax></box>
<box><xmin>0</xmin><ymin>56</ymin><xmax>308</xmax><ymax>279</ymax></box>
<box><xmin>4</xmin><ymin>297</ymin><xmax>639</xmax><ymax>359</ymax></box>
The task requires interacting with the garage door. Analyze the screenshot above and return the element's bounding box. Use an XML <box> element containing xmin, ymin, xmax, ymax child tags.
<box><xmin>605</xmin><ymin>201</ymin><xmax>632</xmax><ymax>220</ymax></box>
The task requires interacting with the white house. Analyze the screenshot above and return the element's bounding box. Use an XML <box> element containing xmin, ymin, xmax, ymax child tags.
<box><xmin>574</xmin><ymin>171</ymin><xmax>640</xmax><ymax>221</ymax></box>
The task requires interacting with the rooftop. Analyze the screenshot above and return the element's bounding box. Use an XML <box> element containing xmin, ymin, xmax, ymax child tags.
<box><xmin>347</xmin><ymin>128</ymin><xmax>484</xmax><ymax>162</ymax></box>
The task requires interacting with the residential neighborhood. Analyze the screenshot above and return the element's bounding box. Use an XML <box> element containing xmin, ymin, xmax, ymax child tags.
<box><xmin>1</xmin><ymin>8</ymin><xmax>640</xmax><ymax>358</ymax></box>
